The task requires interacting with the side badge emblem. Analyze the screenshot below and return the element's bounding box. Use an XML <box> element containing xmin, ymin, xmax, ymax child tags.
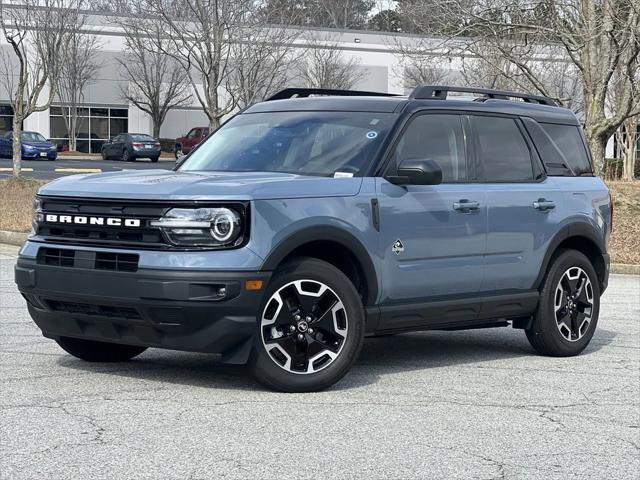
<box><xmin>392</xmin><ymin>239</ymin><xmax>404</xmax><ymax>255</ymax></box>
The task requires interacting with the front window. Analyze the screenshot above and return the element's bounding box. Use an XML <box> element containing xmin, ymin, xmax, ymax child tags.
<box><xmin>178</xmin><ymin>112</ymin><xmax>396</xmax><ymax>177</ymax></box>
<box><xmin>22</xmin><ymin>132</ymin><xmax>47</xmax><ymax>142</ymax></box>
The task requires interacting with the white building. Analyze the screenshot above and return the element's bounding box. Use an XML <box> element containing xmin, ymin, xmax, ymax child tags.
<box><xmin>1</xmin><ymin>11</ymin><xmax>616</xmax><ymax>156</ymax></box>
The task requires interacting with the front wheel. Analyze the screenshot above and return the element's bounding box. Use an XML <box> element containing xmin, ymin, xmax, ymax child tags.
<box><xmin>55</xmin><ymin>336</ymin><xmax>147</xmax><ymax>362</ymax></box>
<box><xmin>526</xmin><ymin>249</ymin><xmax>600</xmax><ymax>357</ymax></box>
<box><xmin>250</xmin><ymin>258</ymin><xmax>365</xmax><ymax>392</ymax></box>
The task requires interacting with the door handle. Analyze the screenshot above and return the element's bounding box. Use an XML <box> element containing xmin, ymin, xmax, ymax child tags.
<box><xmin>453</xmin><ymin>200</ymin><xmax>480</xmax><ymax>212</ymax></box>
<box><xmin>533</xmin><ymin>198</ymin><xmax>556</xmax><ymax>211</ymax></box>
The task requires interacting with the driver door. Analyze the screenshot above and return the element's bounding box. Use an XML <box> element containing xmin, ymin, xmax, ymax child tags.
<box><xmin>376</xmin><ymin>113</ymin><xmax>487</xmax><ymax>327</ymax></box>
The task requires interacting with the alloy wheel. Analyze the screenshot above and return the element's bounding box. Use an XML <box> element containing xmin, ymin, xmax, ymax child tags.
<box><xmin>554</xmin><ymin>266</ymin><xmax>594</xmax><ymax>342</ymax></box>
<box><xmin>261</xmin><ymin>279</ymin><xmax>348</xmax><ymax>374</ymax></box>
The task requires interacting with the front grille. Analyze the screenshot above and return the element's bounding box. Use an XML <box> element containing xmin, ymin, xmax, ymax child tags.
<box><xmin>37</xmin><ymin>248</ymin><xmax>139</xmax><ymax>272</ymax></box>
<box><xmin>46</xmin><ymin>299</ymin><xmax>142</xmax><ymax>320</ymax></box>
<box><xmin>35</xmin><ymin>197</ymin><xmax>168</xmax><ymax>248</ymax></box>
<box><xmin>95</xmin><ymin>252</ymin><xmax>138</xmax><ymax>272</ymax></box>
<box><xmin>39</xmin><ymin>247</ymin><xmax>75</xmax><ymax>267</ymax></box>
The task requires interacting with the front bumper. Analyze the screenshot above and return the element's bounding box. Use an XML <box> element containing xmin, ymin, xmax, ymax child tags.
<box><xmin>23</xmin><ymin>150</ymin><xmax>56</xmax><ymax>159</ymax></box>
<box><xmin>15</xmin><ymin>258</ymin><xmax>271</xmax><ymax>364</ymax></box>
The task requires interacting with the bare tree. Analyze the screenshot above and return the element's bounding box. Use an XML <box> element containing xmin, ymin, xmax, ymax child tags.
<box><xmin>58</xmin><ymin>33</ymin><xmax>101</xmax><ymax>152</ymax></box>
<box><xmin>117</xmin><ymin>21</ymin><xmax>192</xmax><ymax>139</ymax></box>
<box><xmin>400</xmin><ymin>0</ymin><xmax>640</xmax><ymax>172</ymax></box>
<box><xmin>0</xmin><ymin>0</ymin><xmax>84</xmax><ymax>177</ymax></box>
<box><xmin>391</xmin><ymin>39</ymin><xmax>453</xmax><ymax>91</ymax></box>
<box><xmin>231</xmin><ymin>14</ymin><xmax>304</xmax><ymax>107</ymax></box>
<box><xmin>140</xmin><ymin>0</ymin><xmax>255</xmax><ymax>130</ymax></box>
<box><xmin>300</xmin><ymin>35</ymin><xmax>368</xmax><ymax>89</ymax></box>
<box><xmin>614</xmin><ymin>117</ymin><xmax>638</xmax><ymax>181</ymax></box>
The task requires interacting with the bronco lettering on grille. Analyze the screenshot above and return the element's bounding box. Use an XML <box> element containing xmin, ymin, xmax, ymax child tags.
<box><xmin>44</xmin><ymin>214</ymin><xmax>141</xmax><ymax>228</ymax></box>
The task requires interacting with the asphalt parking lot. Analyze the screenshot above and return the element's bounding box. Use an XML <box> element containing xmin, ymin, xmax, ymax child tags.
<box><xmin>1</xmin><ymin>243</ymin><xmax>638</xmax><ymax>480</ymax></box>
<box><xmin>0</xmin><ymin>157</ymin><xmax>174</xmax><ymax>180</ymax></box>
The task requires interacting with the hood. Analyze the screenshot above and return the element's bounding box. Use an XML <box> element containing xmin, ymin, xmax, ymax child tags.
<box><xmin>38</xmin><ymin>170</ymin><xmax>363</xmax><ymax>201</ymax></box>
<box><xmin>23</xmin><ymin>141</ymin><xmax>55</xmax><ymax>148</ymax></box>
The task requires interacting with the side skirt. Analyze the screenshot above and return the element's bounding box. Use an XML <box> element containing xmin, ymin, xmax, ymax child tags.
<box><xmin>367</xmin><ymin>290</ymin><xmax>539</xmax><ymax>335</ymax></box>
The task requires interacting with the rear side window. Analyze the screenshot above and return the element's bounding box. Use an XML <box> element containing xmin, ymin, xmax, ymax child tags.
<box><xmin>471</xmin><ymin>116</ymin><xmax>534</xmax><ymax>181</ymax></box>
<box><xmin>393</xmin><ymin>114</ymin><xmax>467</xmax><ymax>182</ymax></box>
<box><xmin>538</xmin><ymin>123</ymin><xmax>592</xmax><ymax>175</ymax></box>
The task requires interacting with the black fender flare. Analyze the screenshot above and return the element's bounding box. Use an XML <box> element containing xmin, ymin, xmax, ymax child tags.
<box><xmin>532</xmin><ymin>221</ymin><xmax>606</xmax><ymax>289</ymax></box>
<box><xmin>261</xmin><ymin>226</ymin><xmax>379</xmax><ymax>305</ymax></box>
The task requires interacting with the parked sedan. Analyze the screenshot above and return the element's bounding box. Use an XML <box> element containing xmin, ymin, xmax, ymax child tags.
<box><xmin>0</xmin><ymin>131</ymin><xmax>57</xmax><ymax>160</ymax></box>
<box><xmin>101</xmin><ymin>133</ymin><xmax>161</xmax><ymax>162</ymax></box>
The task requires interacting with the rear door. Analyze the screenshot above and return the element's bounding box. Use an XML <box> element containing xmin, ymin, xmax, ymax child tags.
<box><xmin>377</xmin><ymin>113</ymin><xmax>487</xmax><ymax>309</ymax></box>
<box><xmin>471</xmin><ymin>114</ymin><xmax>564</xmax><ymax>291</ymax></box>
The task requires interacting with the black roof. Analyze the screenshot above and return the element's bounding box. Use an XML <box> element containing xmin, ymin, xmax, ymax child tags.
<box><xmin>244</xmin><ymin>87</ymin><xmax>580</xmax><ymax>125</ymax></box>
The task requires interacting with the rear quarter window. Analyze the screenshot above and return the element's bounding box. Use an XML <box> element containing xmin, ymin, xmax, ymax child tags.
<box><xmin>523</xmin><ymin>119</ymin><xmax>593</xmax><ymax>175</ymax></box>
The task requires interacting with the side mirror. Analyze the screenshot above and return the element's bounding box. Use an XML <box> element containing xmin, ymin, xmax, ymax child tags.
<box><xmin>388</xmin><ymin>158</ymin><xmax>442</xmax><ymax>186</ymax></box>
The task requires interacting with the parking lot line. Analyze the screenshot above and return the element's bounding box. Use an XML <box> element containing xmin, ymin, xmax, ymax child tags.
<box><xmin>0</xmin><ymin>168</ymin><xmax>34</xmax><ymax>172</ymax></box>
<box><xmin>54</xmin><ymin>168</ymin><xmax>102</xmax><ymax>173</ymax></box>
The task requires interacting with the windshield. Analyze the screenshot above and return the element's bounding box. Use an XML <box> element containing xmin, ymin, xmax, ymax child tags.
<box><xmin>22</xmin><ymin>132</ymin><xmax>47</xmax><ymax>142</ymax></box>
<box><xmin>178</xmin><ymin>111</ymin><xmax>395</xmax><ymax>177</ymax></box>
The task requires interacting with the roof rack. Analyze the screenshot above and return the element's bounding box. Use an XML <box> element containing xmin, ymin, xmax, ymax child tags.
<box><xmin>409</xmin><ymin>85</ymin><xmax>557</xmax><ymax>106</ymax></box>
<box><xmin>266</xmin><ymin>88</ymin><xmax>401</xmax><ymax>101</ymax></box>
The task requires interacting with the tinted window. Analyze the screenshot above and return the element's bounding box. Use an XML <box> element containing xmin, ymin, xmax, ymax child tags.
<box><xmin>21</xmin><ymin>132</ymin><xmax>47</xmax><ymax>142</ymax></box>
<box><xmin>394</xmin><ymin>114</ymin><xmax>466</xmax><ymax>182</ymax></box>
<box><xmin>540</xmin><ymin>123</ymin><xmax>592</xmax><ymax>174</ymax></box>
<box><xmin>472</xmin><ymin>116</ymin><xmax>533</xmax><ymax>181</ymax></box>
<box><xmin>187</xmin><ymin>128</ymin><xmax>198</xmax><ymax>138</ymax></box>
<box><xmin>130</xmin><ymin>134</ymin><xmax>154</xmax><ymax>141</ymax></box>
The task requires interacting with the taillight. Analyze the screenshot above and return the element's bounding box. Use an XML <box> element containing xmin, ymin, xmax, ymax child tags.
<box><xmin>132</xmin><ymin>142</ymin><xmax>142</xmax><ymax>148</ymax></box>
<box><xmin>609</xmin><ymin>191</ymin><xmax>614</xmax><ymax>233</ymax></box>
<box><xmin>154</xmin><ymin>142</ymin><xmax>161</xmax><ymax>148</ymax></box>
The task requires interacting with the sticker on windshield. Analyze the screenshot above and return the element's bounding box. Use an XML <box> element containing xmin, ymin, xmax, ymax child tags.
<box><xmin>366</xmin><ymin>131</ymin><xmax>378</xmax><ymax>139</ymax></box>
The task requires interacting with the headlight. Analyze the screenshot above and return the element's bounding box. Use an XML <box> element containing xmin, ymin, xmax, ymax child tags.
<box><xmin>23</xmin><ymin>144</ymin><xmax>35</xmax><ymax>151</ymax></box>
<box><xmin>150</xmin><ymin>207</ymin><xmax>244</xmax><ymax>247</ymax></box>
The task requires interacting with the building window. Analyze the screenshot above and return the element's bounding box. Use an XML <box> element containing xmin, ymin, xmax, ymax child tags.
<box><xmin>0</xmin><ymin>105</ymin><xmax>13</xmax><ymax>135</ymax></box>
<box><xmin>49</xmin><ymin>106</ymin><xmax>129</xmax><ymax>153</ymax></box>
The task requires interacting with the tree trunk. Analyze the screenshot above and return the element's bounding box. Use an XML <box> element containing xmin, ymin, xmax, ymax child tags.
<box><xmin>12</xmin><ymin>118</ymin><xmax>22</xmax><ymax>178</ymax></box>
<box><xmin>69</xmin><ymin>115</ymin><xmax>77</xmax><ymax>152</ymax></box>
<box><xmin>621</xmin><ymin>119</ymin><xmax>637</xmax><ymax>182</ymax></box>
<box><xmin>209</xmin><ymin>117</ymin><xmax>220</xmax><ymax>131</ymax></box>
<box><xmin>586</xmin><ymin>135</ymin><xmax>607</xmax><ymax>176</ymax></box>
<box><xmin>152</xmin><ymin>119</ymin><xmax>161</xmax><ymax>140</ymax></box>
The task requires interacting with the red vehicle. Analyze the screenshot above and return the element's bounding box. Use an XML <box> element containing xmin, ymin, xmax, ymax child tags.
<box><xmin>174</xmin><ymin>127</ymin><xmax>209</xmax><ymax>158</ymax></box>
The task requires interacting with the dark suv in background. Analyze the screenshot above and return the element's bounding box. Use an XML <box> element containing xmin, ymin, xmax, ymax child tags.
<box><xmin>16</xmin><ymin>86</ymin><xmax>611</xmax><ymax>392</ymax></box>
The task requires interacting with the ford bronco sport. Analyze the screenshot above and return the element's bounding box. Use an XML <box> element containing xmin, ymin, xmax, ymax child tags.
<box><xmin>15</xmin><ymin>86</ymin><xmax>611</xmax><ymax>392</ymax></box>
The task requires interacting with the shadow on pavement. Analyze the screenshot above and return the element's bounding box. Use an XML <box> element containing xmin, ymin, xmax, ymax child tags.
<box><xmin>55</xmin><ymin>326</ymin><xmax>618</xmax><ymax>392</ymax></box>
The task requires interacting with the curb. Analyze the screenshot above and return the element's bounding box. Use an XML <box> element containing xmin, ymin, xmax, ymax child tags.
<box><xmin>0</xmin><ymin>231</ymin><xmax>28</xmax><ymax>246</ymax></box>
<box><xmin>0</xmin><ymin>231</ymin><xmax>639</xmax><ymax>275</ymax></box>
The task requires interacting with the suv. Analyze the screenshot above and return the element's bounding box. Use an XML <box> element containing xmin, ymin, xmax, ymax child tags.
<box><xmin>15</xmin><ymin>86</ymin><xmax>611</xmax><ymax>392</ymax></box>
<box><xmin>174</xmin><ymin>127</ymin><xmax>209</xmax><ymax>158</ymax></box>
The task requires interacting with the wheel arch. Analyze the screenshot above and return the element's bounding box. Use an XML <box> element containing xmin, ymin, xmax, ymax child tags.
<box><xmin>261</xmin><ymin>226</ymin><xmax>379</xmax><ymax>306</ymax></box>
<box><xmin>533</xmin><ymin>223</ymin><xmax>607</xmax><ymax>291</ymax></box>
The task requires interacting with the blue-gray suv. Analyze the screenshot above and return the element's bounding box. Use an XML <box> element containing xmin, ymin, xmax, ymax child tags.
<box><xmin>15</xmin><ymin>86</ymin><xmax>612</xmax><ymax>392</ymax></box>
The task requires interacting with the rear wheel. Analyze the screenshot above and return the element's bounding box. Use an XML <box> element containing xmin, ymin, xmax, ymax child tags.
<box><xmin>250</xmin><ymin>258</ymin><xmax>365</xmax><ymax>392</ymax></box>
<box><xmin>56</xmin><ymin>336</ymin><xmax>147</xmax><ymax>362</ymax></box>
<box><xmin>151</xmin><ymin>156</ymin><xmax>159</xmax><ymax>163</ymax></box>
<box><xmin>122</xmin><ymin>149</ymin><xmax>132</xmax><ymax>162</ymax></box>
<box><xmin>526</xmin><ymin>249</ymin><xmax>600</xmax><ymax>357</ymax></box>
<box><xmin>101</xmin><ymin>148</ymin><xmax>108</xmax><ymax>160</ymax></box>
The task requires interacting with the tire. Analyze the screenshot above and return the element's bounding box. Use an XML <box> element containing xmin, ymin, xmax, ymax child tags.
<box><xmin>526</xmin><ymin>249</ymin><xmax>600</xmax><ymax>357</ymax></box>
<box><xmin>55</xmin><ymin>336</ymin><xmax>147</xmax><ymax>362</ymax></box>
<box><xmin>249</xmin><ymin>258</ymin><xmax>365</xmax><ymax>392</ymax></box>
<box><xmin>101</xmin><ymin>149</ymin><xmax>108</xmax><ymax>161</ymax></box>
<box><xmin>122</xmin><ymin>149</ymin><xmax>133</xmax><ymax>162</ymax></box>
<box><xmin>174</xmin><ymin>146</ymin><xmax>183</xmax><ymax>159</ymax></box>
<box><xmin>151</xmin><ymin>156</ymin><xmax>159</xmax><ymax>163</ymax></box>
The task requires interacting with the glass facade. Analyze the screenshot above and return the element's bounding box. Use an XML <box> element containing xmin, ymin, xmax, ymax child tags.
<box><xmin>0</xmin><ymin>104</ymin><xmax>13</xmax><ymax>135</ymax></box>
<box><xmin>50</xmin><ymin>106</ymin><xmax>128</xmax><ymax>153</ymax></box>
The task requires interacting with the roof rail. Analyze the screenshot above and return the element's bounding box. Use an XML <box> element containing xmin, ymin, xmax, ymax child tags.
<box><xmin>266</xmin><ymin>88</ymin><xmax>401</xmax><ymax>101</ymax></box>
<box><xmin>409</xmin><ymin>85</ymin><xmax>557</xmax><ymax>106</ymax></box>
